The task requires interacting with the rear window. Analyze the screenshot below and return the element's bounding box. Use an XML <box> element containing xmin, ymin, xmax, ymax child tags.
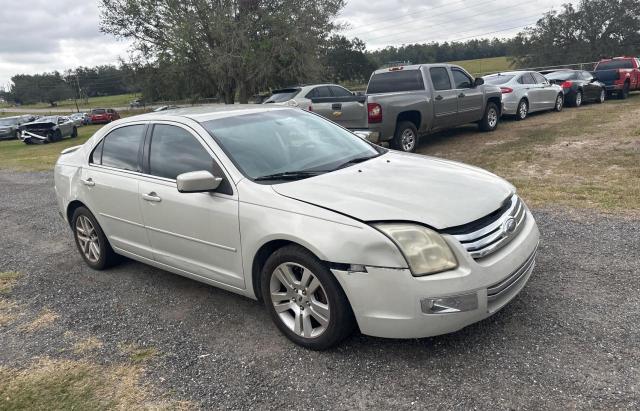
<box><xmin>483</xmin><ymin>75</ymin><xmax>515</xmax><ymax>85</ymax></box>
<box><xmin>545</xmin><ymin>71</ymin><xmax>578</xmax><ymax>81</ymax></box>
<box><xmin>91</xmin><ymin>109</ymin><xmax>106</xmax><ymax>114</ymax></box>
<box><xmin>596</xmin><ymin>60</ymin><xmax>634</xmax><ymax>70</ymax></box>
<box><xmin>367</xmin><ymin>70</ymin><xmax>425</xmax><ymax>94</ymax></box>
<box><xmin>264</xmin><ymin>89</ymin><xmax>300</xmax><ymax>104</ymax></box>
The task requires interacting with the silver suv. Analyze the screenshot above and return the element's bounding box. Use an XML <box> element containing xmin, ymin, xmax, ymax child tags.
<box><xmin>263</xmin><ymin>84</ymin><xmax>354</xmax><ymax>110</ymax></box>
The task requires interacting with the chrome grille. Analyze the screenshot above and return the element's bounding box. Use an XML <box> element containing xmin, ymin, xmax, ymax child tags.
<box><xmin>450</xmin><ymin>194</ymin><xmax>527</xmax><ymax>259</ymax></box>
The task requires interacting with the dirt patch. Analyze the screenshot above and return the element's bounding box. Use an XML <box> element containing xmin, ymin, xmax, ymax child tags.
<box><xmin>0</xmin><ymin>271</ymin><xmax>22</xmax><ymax>294</ymax></box>
<box><xmin>73</xmin><ymin>336</ymin><xmax>104</xmax><ymax>354</ymax></box>
<box><xmin>19</xmin><ymin>309</ymin><xmax>59</xmax><ymax>333</ymax></box>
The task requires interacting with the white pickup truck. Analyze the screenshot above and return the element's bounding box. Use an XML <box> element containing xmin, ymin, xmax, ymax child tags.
<box><xmin>310</xmin><ymin>64</ymin><xmax>503</xmax><ymax>152</ymax></box>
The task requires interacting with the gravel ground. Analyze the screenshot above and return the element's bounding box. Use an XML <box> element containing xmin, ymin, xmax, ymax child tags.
<box><xmin>0</xmin><ymin>170</ymin><xmax>638</xmax><ymax>409</ymax></box>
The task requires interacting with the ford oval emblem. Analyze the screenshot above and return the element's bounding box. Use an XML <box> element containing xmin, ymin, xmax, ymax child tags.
<box><xmin>502</xmin><ymin>217</ymin><xmax>517</xmax><ymax>236</ymax></box>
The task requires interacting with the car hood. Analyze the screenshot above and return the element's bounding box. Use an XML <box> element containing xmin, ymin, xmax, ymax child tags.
<box><xmin>22</xmin><ymin>120</ymin><xmax>56</xmax><ymax>128</ymax></box>
<box><xmin>272</xmin><ymin>151</ymin><xmax>514</xmax><ymax>229</ymax></box>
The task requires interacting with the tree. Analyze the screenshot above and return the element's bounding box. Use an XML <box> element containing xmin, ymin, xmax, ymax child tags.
<box><xmin>99</xmin><ymin>0</ymin><xmax>344</xmax><ymax>104</ymax></box>
<box><xmin>9</xmin><ymin>72</ymin><xmax>73</xmax><ymax>106</ymax></box>
<box><xmin>323</xmin><ymin>36</ymin><xmax>376</xmax><ymax>84</ymax></box>
<box><xmin>509</xmin><ymin>0</ymin><xmax>640</xmax><ymax>68</ymax></box>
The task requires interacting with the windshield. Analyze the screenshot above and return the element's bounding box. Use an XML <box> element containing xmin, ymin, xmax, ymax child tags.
<box><xmin>263</xmin><ymin>89</ymin><xmax>300</xmax><ymax>104</ymax></box>
<box><xmin>91</xmin><ymin>109</ymin><xmax>106</xmax><ymax>114</ymax></box>
<box><xmin>201</xmin><ymin>109</ymin><xmax>381</xmax><ymax>181</ymax></box>
<box><xmin>545</xmin><ymin>71</ymin><xmax>578</xmax><ymax>80</ymax></box>
<box><xmin>0</xmin><ymin>118</ymin><xmax>18</xmax><ymax>126</ymax></box>
<box><xmin>596</xmin><ymin>60</ymin><xmax>634</xmax><ymax>70</ymax></box>
<box><xmin>483</xmin><ymin>74</ymin><xmax>515</xmax><ymax>85</ymax></box>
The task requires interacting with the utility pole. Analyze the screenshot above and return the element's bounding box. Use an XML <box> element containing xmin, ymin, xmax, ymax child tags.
<box><xmin>75</xmin><ymin>74</ymin><xmax>81</xmax><ymax>113</ymax></box>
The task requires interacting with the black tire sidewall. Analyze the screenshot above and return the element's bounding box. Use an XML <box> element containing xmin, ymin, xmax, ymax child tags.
<box><xmin>392</xmin><ymin>121</ymin><xmax>418</xmax><ymax>153</ymax></box>
<box><xmin>260</xmin><ymin>245</ymin><xmax>355</xmax><ymax>350</ymax></box>
<box><xmin>71</xmin><ymin>207</ymin><xmax>113</xmax><ymax>270</ymax></box>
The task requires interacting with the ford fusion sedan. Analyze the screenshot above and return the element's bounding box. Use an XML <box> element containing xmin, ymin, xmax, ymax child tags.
<box><xmin>483</xmin><ymin>71</ymin><xmax>564</xmax><ymax>120</ymax></box>
<box><xmin>54</xmin><ymin>106</ymin><xmax>539</xmax><ymax>349</ymax></box>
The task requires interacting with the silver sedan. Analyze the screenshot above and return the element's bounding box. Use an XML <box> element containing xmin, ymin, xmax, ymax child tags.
<box><xmin>483</xmin><ymin>71</ymin><xmax>564</xmax><ymax>120</ymax></box>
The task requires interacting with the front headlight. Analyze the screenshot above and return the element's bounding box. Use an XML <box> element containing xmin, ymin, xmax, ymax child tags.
<box><xmin>373</xmin><ymin>223</ymin><xmax>457</xmax><ymax>276</ymax></box>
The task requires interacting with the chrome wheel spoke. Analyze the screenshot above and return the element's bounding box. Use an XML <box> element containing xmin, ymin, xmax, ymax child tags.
<box><xmin>302</xmin><ymin>312</ymin><xmax>313</xmax><ymax>338</ymax></box>
<box><xmin>293</xmin><ymin>309</ymin><xmax>303</xmax><ymax>335</ymax></box>
<box><xmin>271</xmin><ymin>291</ymin><xmax>292</xmax><ymax>303</ymax></box>
<box><xmin>310</xmin><ymin>300</ymin><xmax>330</xmax><ymax>322</ymax></box>
<box><xmin>307</xmin><ymin>277</ymin><xmax>321</xmax><ymax>294</ymax></box>
<box><xmin>274</xmin><ymin>301</ymin><xmax>293</xmax><ymax>313</ymax></box>
<box><xmin>300</xmin><ymin>269</ymin><xmax>312</xmax><ymax>289</ymax></box>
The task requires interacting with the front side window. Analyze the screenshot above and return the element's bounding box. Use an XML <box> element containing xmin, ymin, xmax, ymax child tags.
<box><xmin>581</xmin><ymin>71</ymin><xmax>594</xmax><ymax>81</ymax></box>
<box><xmin>149</xmin><ymin>125</ymin><xmax>214</xmax><ymax>180</ymax></box>
<box><xmin>429</xmin><ymin>67</ymin><xmax>452</xmax><ymax>91</ymax></box>
<box><xmin>451</xmin><ymin>69</ymin><xmax>473</xmax><ymax>89</ymax></box>
<box><xmin>201</xmin><ymin>110</ymin><xmax>380</xmax><ymax>181</ymax></box>
<box><xmin>100</xmin><ymin>125</ymin><xmax>145</xmax><ymax>171</ymax></box>
<box><xmin>330</xmin><ymin>86</ymin><xmax>353</xmax><ymax>97</ymax></box>
<box><xmin>596</xmin><ymin>59</ymin><xmax>633</xmax><ymax>70</ymax></box>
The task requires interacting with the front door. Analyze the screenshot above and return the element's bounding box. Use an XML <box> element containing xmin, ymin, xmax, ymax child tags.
<box><xmin>137</xmin><ymin>123</ymin><xmax>244</xmax><ymax>289</ymax></box>
<box><xmin>428</xmin><ymin>66</ymin><xmax>458</xmax><ymax>129</ymax></box>
<box><xmin>81</xmin><ymin>123</ymin><xmax>153</xmax><ymax>259</ymax></box>
<box><xmin>451</xmin><ymin>67</ymin><xmax>484</xmax><ymax>123</ymax></box>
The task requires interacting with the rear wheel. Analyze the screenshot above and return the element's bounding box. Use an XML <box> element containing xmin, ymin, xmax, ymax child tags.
<box><xmin>479</xmin><ymin>102</ymin><xmax>499</xmax><ymax>131</ymax></box>
<box><xmin>71</xmin><ymin>127</ymin><xmax>78</xmax><ymax>138</ymax></box>
<box><xmin>71</xmin><ymin>206</ymin><xmax>119</xmax><ymax>270</ymax></box>
<box><xmin>14</xmin><ymin>130</ymin><xmax>20</xmax><ymax>140</ymax></box>
<box><xmin>570</xmin><ymin>90</ymin><xmax>583</xmax><ymax>107</ymax></box>
<box><xmin>392</xmin><ymin>121</ymin><xmax>418</xmax><ymax>153</ymax></box>
<box><xmin>618</xmin><ymin>82</ymin><xmax>630</xmax><ymax>100</ymax></box>
<box><xmin>515</xmin><ymin>99</ymin><xmax>528</xmax><ymax>121</ymax></box>
<box><xmin>554</xmin><ymin>93</ymin><xmax>564</xmax><ymax>112</ymax></box>
<box><xmin>596</xmin><ymin>88</ymin><xmax>605</xmax><ymax>104</ymax></box>
<box><xmin>261</xmin><ymin>245</ymin><xmax>355</xmax><ymax>350</ymax></box>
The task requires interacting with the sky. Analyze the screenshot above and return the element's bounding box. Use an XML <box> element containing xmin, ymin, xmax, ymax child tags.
<box><xmin>0</xmin><ymin>0</ymin><xmax>568</xmax><ymax>88</ymax></box>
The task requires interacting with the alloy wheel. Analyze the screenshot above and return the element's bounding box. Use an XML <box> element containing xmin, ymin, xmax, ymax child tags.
<box><xmin>269</xmin><ymin>262</ymin><xmax>330</xmax><ymax>339</ymax></box>
<box><xmin>556</xmin><ymin>95</ymin><xmax>563</xmax><ymax>111</ymax></box>
<box><xmin>76</xmin><ymin>215</ymin><xmax>101</xmax><ymax>263</ymax></box>
<box><xmin>576</xmin><ymin>92</ymin><xmax>582</xmax><ymax>107</ymax></box>
<box><xmin>400</xmin><ymin>128</ymin><xmax>416</xmax><ymax>152</ymax></box>
<box><xmin>487</xmin><ymin>108</ymin><xmax>498</xmax><ymax>128</ymax></box>
<box><xmin>518</xmin><ymin>101</ymin><xmax>528</xmax><ymax>119</ymax></box>
<box><xmin>599</xmin><ymin>89</ymin><xmax>606</xmax><ymax>103</ymax></box>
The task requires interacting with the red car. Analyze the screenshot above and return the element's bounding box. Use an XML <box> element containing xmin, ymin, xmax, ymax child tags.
<box><xmin>89</xmin><ymin>108</ymin><xmax>120</xmax><ymax>124</ymax></box>
<box><xmin>593</xmin><ymin>56</ymin><xmax>640</xmax><ymax>99</ymax></box>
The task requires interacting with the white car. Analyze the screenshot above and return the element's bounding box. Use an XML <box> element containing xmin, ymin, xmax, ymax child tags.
<box><xmin>54</xmin><ymin>106</ymin><xmax>539</xmax><ymax>349</ymax></box>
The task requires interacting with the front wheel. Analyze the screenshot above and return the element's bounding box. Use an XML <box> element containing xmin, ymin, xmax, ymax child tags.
<box><xmin>596</xmin><ymin>88</ymin><xmax>605</xmax><ymax>104</ymax></box>
<box><xmin>261</xmin><ymin>245</ymin><xmax>355</xmax><ymax>350</ymax></box>
<box><xmin>392</xmin><ymin>121</ymin><xmax>418</xmax><ymax>153</ymax></box>
<box><xmin>71</xmin><ymin>127</ymin><xmax>78</xmax><ymax>138</ymax></box>
<box><xmin>479</xmin><ymin>102</ymin><xmax>500</xmax><ymax>131</ymax></box>
<box><xmin>71</xmin><ymin>206</ymin><xmax>119</xmax><ymax>270</ymax></box>
<box><xmin>554</xmin><ymin>93</ymin><xmax>564</xmax><ymax>112</ymax></box>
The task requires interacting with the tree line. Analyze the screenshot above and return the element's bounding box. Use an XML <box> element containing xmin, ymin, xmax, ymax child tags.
<box><xmin>2</xmin><ymin>0</ymin><xmax>638</xmax><ymax>106</ymax></box>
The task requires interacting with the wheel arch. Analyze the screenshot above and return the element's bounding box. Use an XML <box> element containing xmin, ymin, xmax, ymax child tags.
<box><xmin>487</xmin><ymin>96</ymin><xmax>502</xmax><ymax>115</ymax></box>
<box><xmin>396</xmin><ymin>110</ymin><xmax>421</xmax><ymax>130</ymax></box>
<box><xmin>66</xmin><ymin>199</ymin><xmax>87</xmax><ymax>228</ymax></box>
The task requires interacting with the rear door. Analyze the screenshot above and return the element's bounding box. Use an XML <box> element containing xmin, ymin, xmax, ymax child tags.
<box><xmin>428</xmin><ymin>66</ymin><xmax>458</xmax><ymax>128</ymax></box>
<box><xmin>450</xmin><ymin>67</ymin><xmax>483</xmax><ymax>123</ymax></box>
<box><xmin>81</xmin><ymin>123</ymin><xmax>153</xmax><ymax>259</ymax></box>
<box><xmin>532</xmin><ymin>72</ymin><xmax>557</xmax><ymax>108</ymax></box>
<box><xmin>580</xmin><ymin>71</ymin><xmax>598</xmax><ymax>99</ymax></box>
<box><xmin>137</xmin><ymin>123</ymin><xmax>244</xmax><ymax>289</ymax></box>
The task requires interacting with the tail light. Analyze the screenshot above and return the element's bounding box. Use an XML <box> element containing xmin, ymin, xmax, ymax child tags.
<box><xmin>308</xmin><ymin>105</ymin><xmax>313</xmax><ymax>112</ymax></box>
<box><xmin>367</xmin><ymin>103</ymin><xmax>382</xmax><ymax>123</ymax></box>
<box><xmin>560</xmin><ymin>81</ymin><xmax>573</xmax><ymax>89</ymax></box>
<box><xmin>500</xmin><ymin>87</ymin><xmax>513</xmax><ymax>94</ymax></box>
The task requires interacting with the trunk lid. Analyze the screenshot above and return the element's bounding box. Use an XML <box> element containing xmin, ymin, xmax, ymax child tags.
<box><xmin>310</xmin><ymin>95</ymin><xmax>368</xmax><ymax>129</ymax></box>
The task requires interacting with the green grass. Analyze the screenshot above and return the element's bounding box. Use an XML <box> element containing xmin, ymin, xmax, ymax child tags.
<box><xmin>0</xmin><ymin>93</ymin><xmax>140</xmax><ymax>110</ymax></box>
<box><xmin>0</xmin><ymin>125</ymin><xmax>102</xmax><ymax>171</ymax></box>
<box><xmin>447</xmin><ymin>56</ymin><xmax>513</xmax><ymax>75</ymax></box>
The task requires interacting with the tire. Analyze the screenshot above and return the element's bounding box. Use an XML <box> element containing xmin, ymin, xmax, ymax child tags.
<box><xmin>479</xmin><ymin>102</ymin><xmax>500</xmax><ymax>131</ymax></box>
<box><xmin>515</xmin><ymin>99</ymin><xmax>528</xmax><ymax>121</ymax></box>
<box><xmin>618</xmin><ymin>82</ymin><xmax>629</xmax><ymax>100</ymax></box>
<box><xmin>14</xmin><ymin>130</ymin><xmax>20</xmax><ymax>140</ymax></box>
<box><xmin>71</xmin><ymin>206</ymin><xmax>119</xmax><ymax>270</ymax></box>
<box><xmin>554</xmin><ymin>93</ymin><xmax>564</xmax><ymax>112</ymax></box>
<box><xmin>572</xmin><ymin>90</ymin><xmax>583</xmax><ymax>107</ymax></box>
<box><xmin>596</xmin><ymin>88</ymin><xmax>606</xmax><ymax>104</ymax></box>
<box><xmin>392</xmin><ymin>121</ymin><xmax>418</xmax><ymax>153</ymax></box>
<box><xmin>71</xmin><ymin>127</ymin><xmax>78</xmax><ymax>138</ymax></box>
<box><xmin>261</xmin><ymin>245</ymin><xmax>355</xmax><ymax>350</ymax></box>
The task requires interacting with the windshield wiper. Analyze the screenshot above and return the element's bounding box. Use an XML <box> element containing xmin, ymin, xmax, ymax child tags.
<box><xmin>333</xmin><ymin>154</ymin><xmax>380</xmax><ymax>170</ymax></box>
<box><xmin>254</xmin><ymin>171</ymin><xmax>325</xmax><ymax>182</ymax></box>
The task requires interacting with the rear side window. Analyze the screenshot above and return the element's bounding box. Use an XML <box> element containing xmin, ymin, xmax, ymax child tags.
<box><xmin>518</xmin><ymin>74</ymin><xmax>536</xmax><ymax>84</ymax></box>
<box><xmin>532</xmin><ymin>72</ymin><xmax>547</xmax><ymax>84</ymax></box>
<box><xmin>91</xmin><ymin>109</ymin><xmax>106</xmax><ymax>114</ymax></box>
<box><xmin>100</xmin><ymin>125</ymin><xmax>146</xmax><ymax>171</ymax></box>
<box><xmin>483</xmin><ymin>75</ymin><xmax>514</xmax><ymax>85</ymax></box>
<box><xmin>429</xmin><ymin>67</ymin><xmax>452</xmax><ymax>91</ymax></box>
<box><xmin>367</xmin><ymin>70</ymin><xmax>425</xmax><ymax>94</ymax></box>
<box><xmin>596</xmin><ymin>60</ymin><xmax>634</xmax><ymax>70</ymax></box>
<box><xmin>581</xmin><ymin>71</ymin><xmax>594</xmax><ymax>81</ymax></box>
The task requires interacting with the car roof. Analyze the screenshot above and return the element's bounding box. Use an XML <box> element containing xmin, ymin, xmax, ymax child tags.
<box><xmin>124</xmin><ymin>104</ymin><xmax>294</xmax><ymax>123</ymax></box>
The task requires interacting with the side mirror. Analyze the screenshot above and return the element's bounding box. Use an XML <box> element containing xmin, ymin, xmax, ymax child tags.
<box><xmin>176</xmin><ymin>170</ymin><xmax>222</xmax><ymax>193</ymax></box>
<box><xmin>474</xmin><ymin>77</ymin><xmax>484</xmax><ymax>87</ymax></box>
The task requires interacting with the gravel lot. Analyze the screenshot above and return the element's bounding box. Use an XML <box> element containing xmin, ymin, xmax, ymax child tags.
<box><xmin>0</xmin><ymin>170</ymin><xmax>638</xmax><ymax>409</ymax></box>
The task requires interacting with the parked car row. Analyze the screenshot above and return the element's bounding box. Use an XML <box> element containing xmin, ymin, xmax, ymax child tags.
<box><xmin>261</xmin><ymin>56</ymin><xmax>637</xmax><ymax>152</ymax></box>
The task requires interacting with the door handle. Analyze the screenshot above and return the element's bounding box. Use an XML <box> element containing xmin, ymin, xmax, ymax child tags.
<box><xmin>435</xmin><ymin>95</ymin><xmax>443</xmax><ymax>101</ymax></box>
<box><xmin>142</xmin><ymin>192</ymin><xmax>162</xmax><ymax>203</ymax></box>
<box><xmin>81</xmin><ymin>178</ymin><xmax>95</xmax><ymax>187</ymax></box>
<box><xmin>458</xmin><ymin>93</ymin><xmax>466</xmax><ymax>98</ymax></box>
